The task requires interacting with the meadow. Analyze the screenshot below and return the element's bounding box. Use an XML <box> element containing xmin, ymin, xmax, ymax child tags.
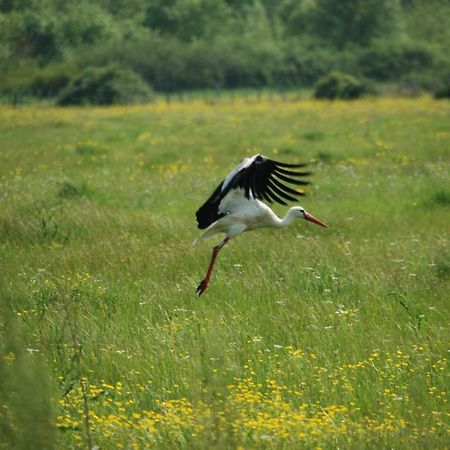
<box><xmin>0</xmin><ymin>97</ymin><xmax>449</xmax><ymax>449</ymax></box>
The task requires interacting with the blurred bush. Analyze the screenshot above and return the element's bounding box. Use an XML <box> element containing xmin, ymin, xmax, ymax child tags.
<box><xmin>1</xmin><ymin>0</ymin><xmax>449</xmax><ymax>98</ymax></box>
<box><xmin>434</xmin><ymin>83</ymin><xmax>450</xmax><ymax>99</ymax></box>
<box><xmin>57</xmin><ymin>65</ymin><xmax>154</xmax><ymax>106</ymax></box>
<box><xmin>314</xmin><ymin>71</ymin><xmax>372</xmax><ymax>100</ymax></box>
<box><xmin>0</xmin><ymin>62</ymin><xmax>74</xmax><ymax>100</ymax></box>
<box><xmin>30</xmin><ymin>63</ymin><xmax>74</xmax><ymax>97</ymax></box>
<box><xmin>280</xmin><ymin>40</ymin><xmax>339</xmax><ymax>86</ymax></box>
<box><xmin>359</xmin><ymin>40</ymin><xmax>438</xmax><ymax>80</ymax></box>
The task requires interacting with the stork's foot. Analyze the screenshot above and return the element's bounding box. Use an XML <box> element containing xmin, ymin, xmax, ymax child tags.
<box><xmin>196</xmin><ymin>279</ymin><xmax>209</xmax><ymax>296</ymax></box>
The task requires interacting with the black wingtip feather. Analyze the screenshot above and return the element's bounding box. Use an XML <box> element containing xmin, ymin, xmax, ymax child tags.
<box><xmin>265</xmin><ymin>185</ymin><xmax>288</xmax><ymax>205</ymax></box>
<box><xmin>275</xmin><ymin>167</ymin><xmax>313</xmax><ymax>177</ymax></box>
<box><xmin>274</xmin><ymin>171</ymin><xmax>311</xmax><ymax>186</ymax></box>
<box><xmin>273</xmin><ymin>160</ymin><xmax>309</xmax><ymax>168</ymax></box>
<box><xmin>269</xmin><ymin>176</ymin><xmax>306</xmax><ymax>197</ymax></box>
<box><xmin>267</xmin><ymin>179</ymin><xmax>299</xmax><ymax>202</ymax></box>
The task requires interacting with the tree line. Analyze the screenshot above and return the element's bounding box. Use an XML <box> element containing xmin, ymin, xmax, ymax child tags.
<box><xmin>1</xmin><ymin>0</ymin><xmax>449</xmax><ymax>102</ymax></box>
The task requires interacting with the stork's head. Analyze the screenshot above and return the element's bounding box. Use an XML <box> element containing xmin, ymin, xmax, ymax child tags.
<box><xmin>291</xmin><ymin>206</ymin><xmax>327</xmax><ymax>228</ymax></box>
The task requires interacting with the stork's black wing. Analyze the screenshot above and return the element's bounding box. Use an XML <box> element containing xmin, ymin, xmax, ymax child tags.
<box><xmin>195</xmin><ymin>180</ymin><xmax>228</xmax><ymax>230</ymax></box>
<box><xmin>196</xmin><ymin>154</ymin><xmax>311</xmax><ymax>229</ymax></box>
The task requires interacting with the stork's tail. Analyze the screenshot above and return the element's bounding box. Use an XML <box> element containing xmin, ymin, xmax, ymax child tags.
<box><xmin>192</xmin><ymin>223</ymin><xmax>220</xmax><ymax>245</ymax></box>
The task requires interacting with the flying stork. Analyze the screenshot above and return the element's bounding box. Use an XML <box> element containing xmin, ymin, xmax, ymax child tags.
<box><xmin>194</xmin><ymin>154</ymin><xmax>327</xmax><ymax>295</ymax></box>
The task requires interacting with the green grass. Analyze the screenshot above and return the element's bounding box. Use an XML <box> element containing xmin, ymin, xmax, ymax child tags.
<box><xmin>0</xmin><ymin>98</ymin><xmax>449</xmax><ymax>449</ymax></box>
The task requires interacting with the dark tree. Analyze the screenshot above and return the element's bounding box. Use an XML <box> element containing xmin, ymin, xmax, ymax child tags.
<box><xmin>312</xmin><ymin>0</ymin><xmax>401</xmax><ymax>47</ymax></box>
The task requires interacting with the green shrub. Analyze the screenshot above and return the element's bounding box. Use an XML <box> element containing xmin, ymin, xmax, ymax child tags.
<box><xmin>314</xmin><ymin>71</ymin><xmax>371</xmax><ymax>100</ymax></box>
<box><xmin>57</xmin><ymin>180</ymin><xmax>90</xmax><ymax>199</ymax></box>
<box><xmin>57</xmin><ymin>65</ymin><xmax>154</xmax><ymax>106</ymax></box>
<box><xmin>78</xmin><ymin>32</ymin><xmax>287</xmax><ymax>91</ymax></box>
<box><xmin>359</xmin><ymin>40</ymin><xmax>437</xmax><ymax>80</ymax></box>
<box><xmin>280</xmin><ymin>40</ymin><xmax>338</xmax><ymax>86</ymax></box>
<box><xmin>0</xmin><ymin>63</ymin><xmax>72</xmax><ymax>99</ymax></box>
<box><xmin>434</xmin><ymin>84</ymin><xmax>450</xmax><ymax>99</ymax></box>
<box><xmin>30</xmin><ymin>63</ymin><xmax>74</xmax><ymax>97</ymax></box>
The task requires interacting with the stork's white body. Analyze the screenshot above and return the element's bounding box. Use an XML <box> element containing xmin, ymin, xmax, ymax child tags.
<box><xmin>196</xmin><ymin>190</ymin><xmax>280</xmax><ymax>242</ymax></box>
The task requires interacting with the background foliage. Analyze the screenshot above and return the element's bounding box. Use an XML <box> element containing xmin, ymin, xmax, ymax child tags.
<box><xmin>1</xmin><ymin>0</ymin><xmax>450</xmax><ymax>101</ymax></box>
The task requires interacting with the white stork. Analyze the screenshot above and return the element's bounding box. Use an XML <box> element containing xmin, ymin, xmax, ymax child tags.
<box><xmin>194</xmin><ymin>154</ymin><xmax>327</xmax><ymax>295</ymax></box>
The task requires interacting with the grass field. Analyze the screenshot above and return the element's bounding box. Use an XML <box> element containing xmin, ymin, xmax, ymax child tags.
<box><xmin>0</xmin><ymin>97</ymin><xmax>449</xmax><ymax>449</ymax></box>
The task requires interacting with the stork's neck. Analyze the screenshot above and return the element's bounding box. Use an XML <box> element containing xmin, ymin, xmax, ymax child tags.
<box><xmin>275</xmin><ymin>208</ymin><xmax>298</xmax><ymax>228</ymax></box>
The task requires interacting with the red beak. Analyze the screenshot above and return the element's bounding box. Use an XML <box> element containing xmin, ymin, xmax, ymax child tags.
<box><xmin>304</xmin><ymin>212</ymin><xmax>328</xmax><ymax>228</ymax></box>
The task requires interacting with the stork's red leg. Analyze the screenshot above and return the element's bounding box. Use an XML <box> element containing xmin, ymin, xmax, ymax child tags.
<box><xmin>196</xmin><ymin>238</ymin><xmax>229</xmax><ymax>296</ymax></box>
